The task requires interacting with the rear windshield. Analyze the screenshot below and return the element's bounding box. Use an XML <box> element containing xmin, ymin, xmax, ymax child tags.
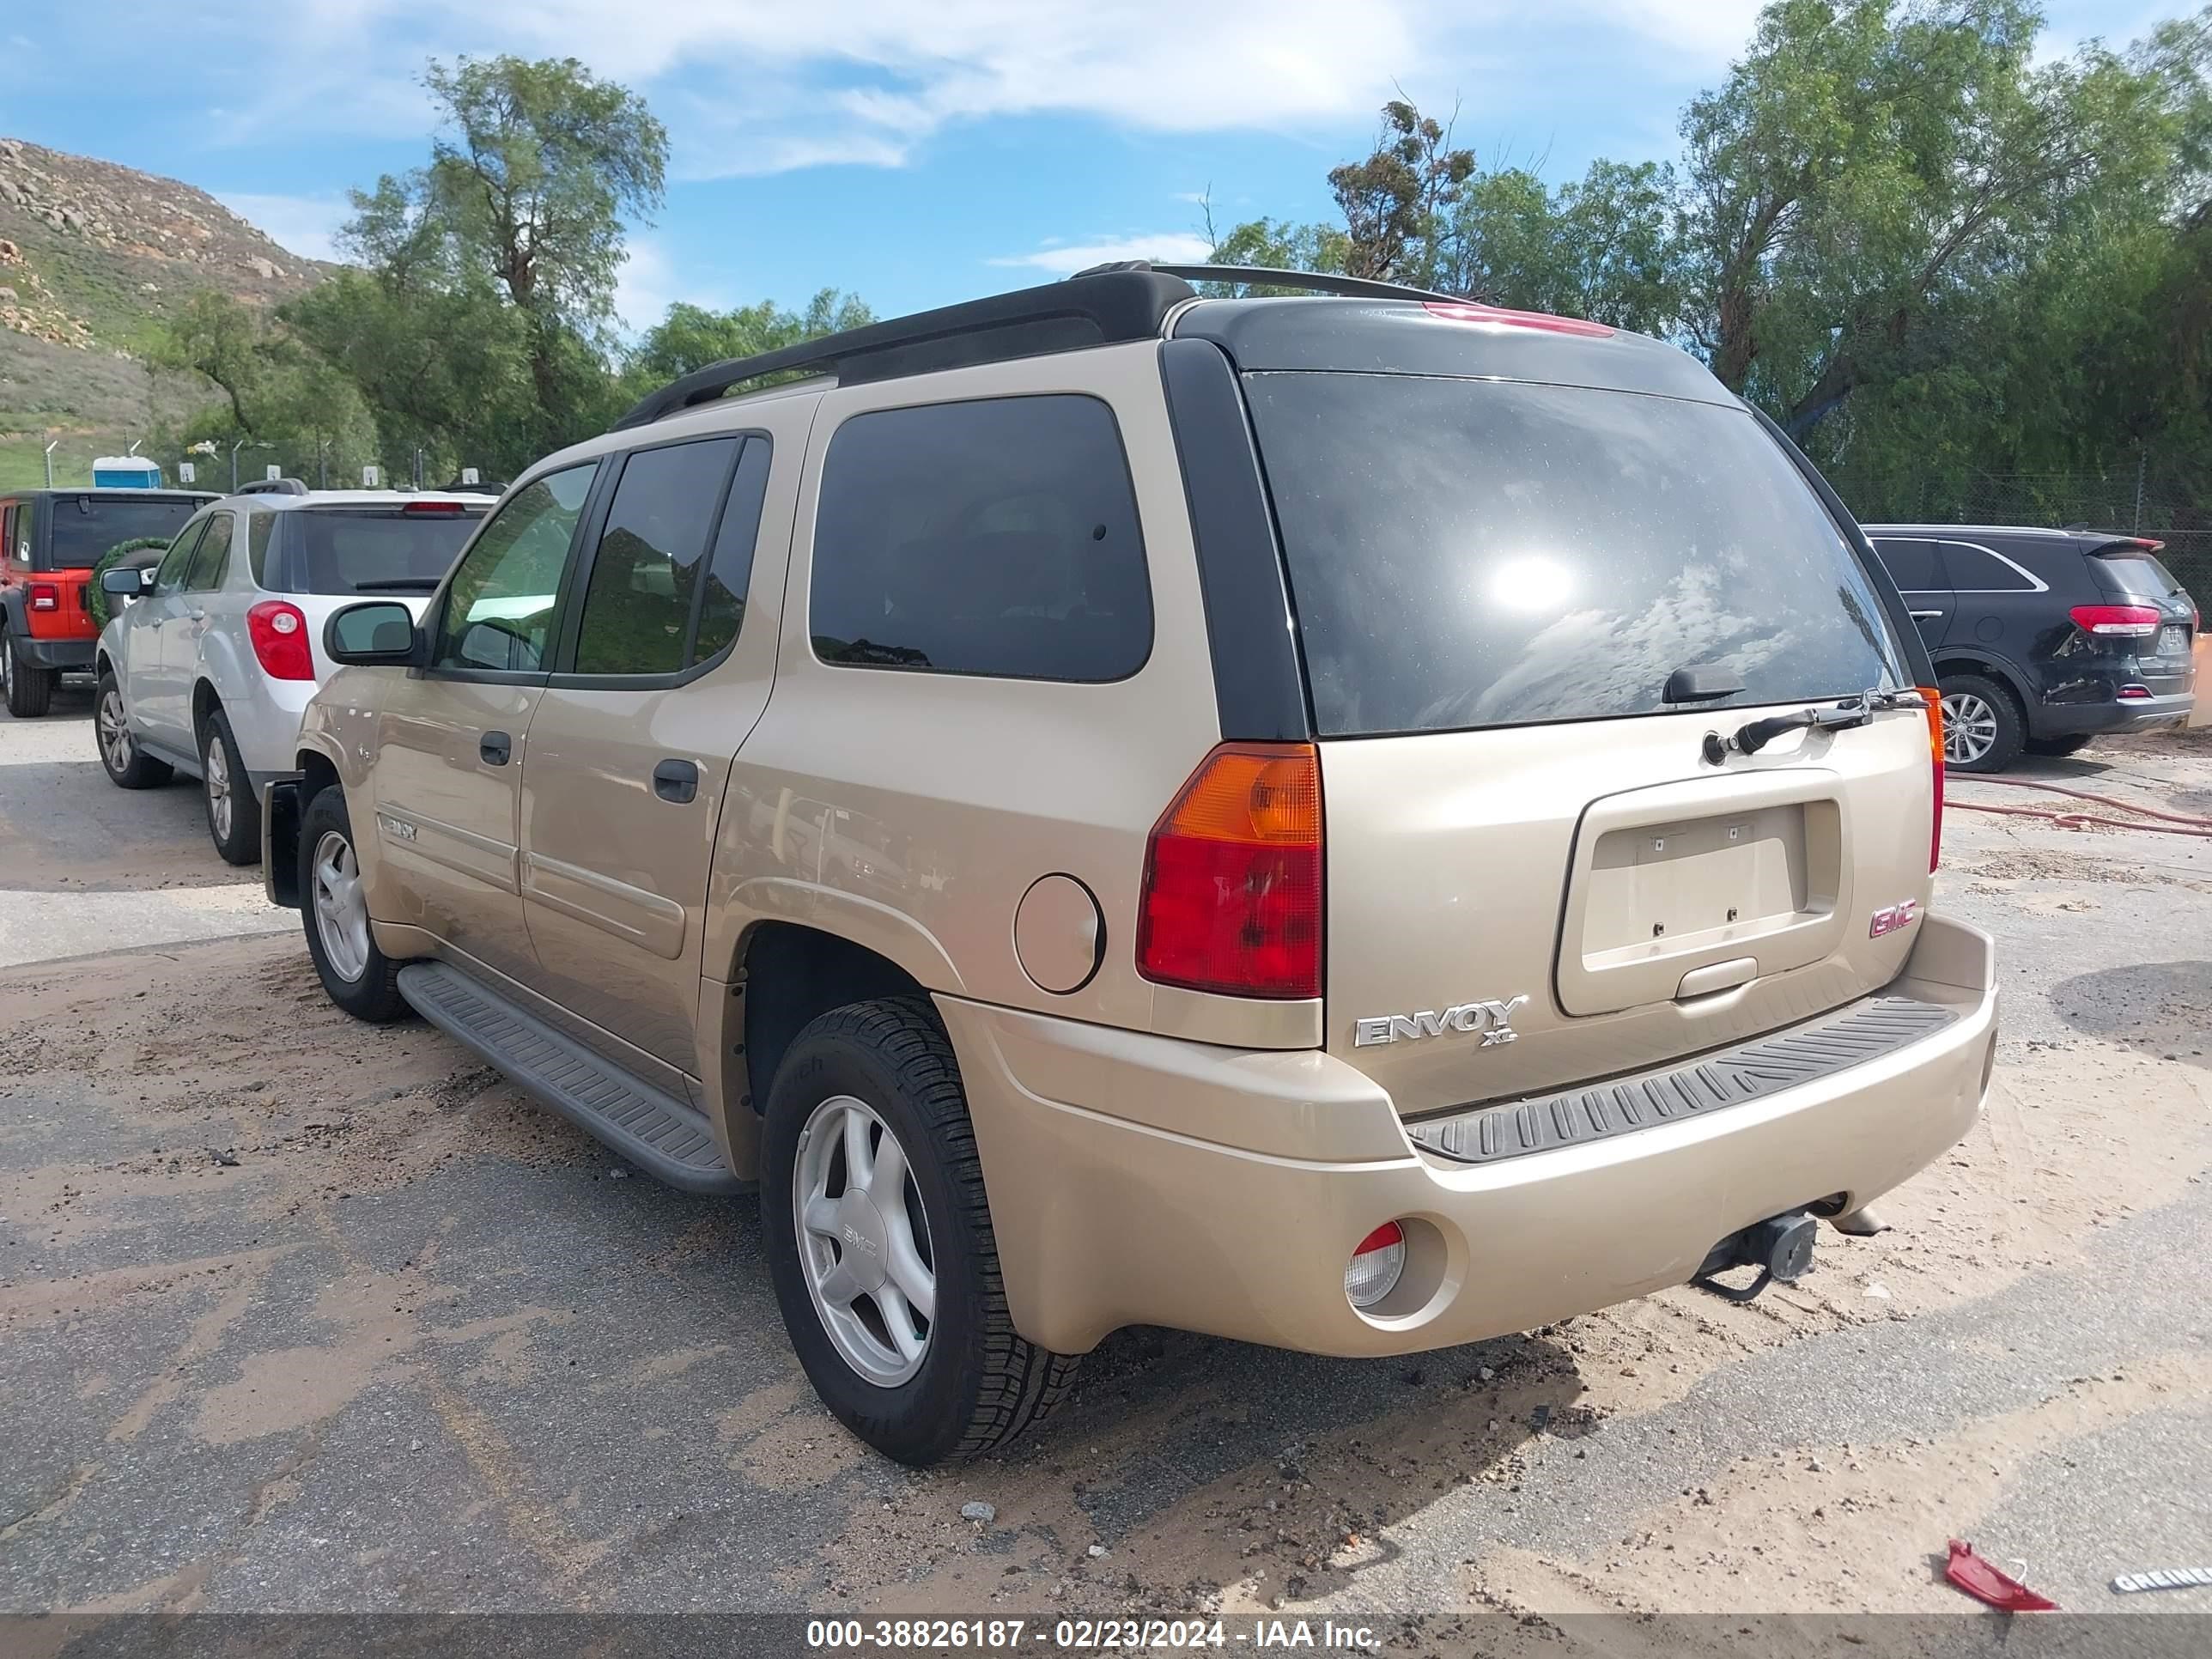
<box><xmin>2093</xmin><ymin>546</ymin><xmax>2187</xmax><ymax>599</ymax></box>
<box><xmin>1245</xmin><ymin>374</ymin><xmax>1905</xmax><ymax>736</ymax></box>
<box><xmin>48</xmin><ymin>496</ymin><xmax>204</xmax><ymax>567</ymax></box>
<box><xmin>289</xmin><ymin>509</ymin><xmax>484</xmax><ymax>595</ymax></box>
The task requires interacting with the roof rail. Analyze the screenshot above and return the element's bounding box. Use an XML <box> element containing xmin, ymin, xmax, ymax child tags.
<box><xmin>1115</xmin><ymin>261</ymin><xmax>1460</xmax><ymax>304</ymax></box>
<box><xmin>235</xmin><ymin>477</ymin><xmax>310</xmax><ymax>496</ymax></box>
<box><xmin>613</xmin><ymin>269</ymin><xmax>1197</xmax><ymax>430</ymax></box>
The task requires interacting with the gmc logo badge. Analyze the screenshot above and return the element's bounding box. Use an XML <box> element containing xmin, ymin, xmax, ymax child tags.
<box><xmin>1869</xmin><ymin>898</ymin><xmax>1920</xmax><ymax>939</ymax></box>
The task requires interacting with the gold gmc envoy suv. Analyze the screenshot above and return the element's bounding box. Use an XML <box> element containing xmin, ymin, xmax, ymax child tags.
<box><xmin>265</xmin><ymin>265</ymin><xmax>1996</xmax><ymax>1465</ymax></box>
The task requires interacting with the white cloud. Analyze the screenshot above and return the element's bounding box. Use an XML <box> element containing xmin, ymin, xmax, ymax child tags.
<box><xmin>613</xmin><ymin>235</ymin><xmax>732</xmax><ymax>336</ymax></box>
<box><xmin>161</xmin><ymin>0</ymin><xmax>1765</xmax><ymax>174</ymax></box>
<box><xmin>213</xmin><ymin>191</ymin><xmax>353</xmax><ymax>263</ymax></box>
<box><xmin>988</xmin><ymin>232</ymin><xmax>1214</xmax><ymax>275</ymax></box>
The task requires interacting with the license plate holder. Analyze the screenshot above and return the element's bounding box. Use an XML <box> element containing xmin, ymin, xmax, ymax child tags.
<box><xmin>2160</xmin><ymin>624</ymin><xmax>2188</xmax><ymax>657</ymax></box>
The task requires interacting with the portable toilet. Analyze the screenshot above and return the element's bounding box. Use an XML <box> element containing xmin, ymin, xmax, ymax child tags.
<box><xmin>91</xmin><ymin>456</ymin><xmax>163</xmax><ymax>489</ymax></box>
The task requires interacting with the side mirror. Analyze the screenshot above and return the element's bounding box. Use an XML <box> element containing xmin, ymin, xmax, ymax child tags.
<box><xmin>100</xmin><ymin>567</ymin><xmax>147</xmax><ymax>595</ymax></box>
<box><xmin>325</xmin><ymin>600</ymin><xmax>423</xmax><ymax>667</ymax></box>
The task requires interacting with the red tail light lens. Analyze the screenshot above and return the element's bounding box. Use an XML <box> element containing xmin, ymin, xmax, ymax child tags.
<box><xmin>1920</xmin><ymin>687</ymin><xmax>1944</xmax><ymax>872</ymax></box>
<box><xmin>246</xmin><ymin>600</ymin><xmax>314</xmax><ymax>680</ymax></box>
<box><xmin>27</xmin><ymin>582</ymin><xmax>58</xmax><ymax>611</ymax></box>
<box><xmin>1137</xmin><ymin>743</ymin><xmax>1322</xmax><ymax>1000</ymax></box>
<box><xmin>2069</xmin><ymin>604</ymin><xmax>2161</xmax><ymax>637</ymax></box>
<box><xmin>402</xmin><ymin>501</ymin><xmax>466</xmax><ymax>516</ymax></box>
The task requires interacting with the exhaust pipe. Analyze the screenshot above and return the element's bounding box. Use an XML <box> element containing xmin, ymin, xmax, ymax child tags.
<box><xmin>1692</xmin><ymin>1209</ymin><xmax>1819</xmax><ymax>1304</ymax></box>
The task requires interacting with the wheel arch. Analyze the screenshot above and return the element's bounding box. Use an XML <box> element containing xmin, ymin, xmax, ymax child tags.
<box><xmin>701</xmin><ymin>920</ymin><xmax>934</xmax><ymax>1183</ymax></box>
<box><xmin>1930</xmin><ymin>649</ymin><xmax>2031</xmax><ymax>714</ymax></box>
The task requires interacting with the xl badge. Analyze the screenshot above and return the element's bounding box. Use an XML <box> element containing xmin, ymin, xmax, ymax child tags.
<box><xmin>1355</xmin><ymin>995</ymin><xmax>1528</xmax><ymax>1048</ymax></box>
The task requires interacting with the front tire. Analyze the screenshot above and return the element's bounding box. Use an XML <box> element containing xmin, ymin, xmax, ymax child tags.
<box><xmin>95</xmin><ymin>672</ymin><xmax>172</xmax><ymax>787</ymax></box>
<box><xmin>3</xmin><ymin>629</ymin><xmax>54</xmax><ymax>718</ymax></box>
<box><xmin>1938</xmin><ymin>673</ymin><xmax>2025</xmax><ymax>774</ymax></box>
<box><xmin>760</xmin><ymin>997</ymin><xmax>1079</xmax><ymax>1465</ymax></box>
<box><xmin>199</xmin><ymin>705</ymin><xmax>262</xmax><ymax>865</ymax></box>
<box><xmin>298</xmin><ymin>787</ymin><xmax>409</xmax><ymax>1023</ymax></box>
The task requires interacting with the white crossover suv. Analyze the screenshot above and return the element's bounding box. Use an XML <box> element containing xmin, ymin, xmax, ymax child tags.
<box><xmin>94</xmin><ymin>482</ymin><xmax>491</xmax><ymax>863</ymax></box>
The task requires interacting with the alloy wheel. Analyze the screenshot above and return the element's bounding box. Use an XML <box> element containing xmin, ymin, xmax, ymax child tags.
<box><xmin>204</xmin><ymin>735</ymin><xmax>233</xmax><ymax>841</ymax></box>
<box><xmin>793</xmin><ymin>1094</ymin><xmax>937</xmax><ymax>1386</ymax></box>
<box><xmin>1940</xmin><ymin>691</ymin><xmax>1997</xmax><ymax>766</ymax></box>
<box><xmin>99</xmin><ymin>689</ymin><xmax>132</xmax><ymax>774</ymax></box>
<box><xmin>311</xmin><ymin>830</ymin><xmax>372</xmax><ymax>982</ymax></box>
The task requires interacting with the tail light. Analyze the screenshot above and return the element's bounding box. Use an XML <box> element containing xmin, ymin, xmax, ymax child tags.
<box><xmin>27</xmin><ymin>582</ymin><xmax>58</xmax><ymax>611</ymax></box>
<box><xmin>246</xmin><ymin>600</ymin><xmax>314</xmax><ymax>680</ymax></box>
<box><xmin>1136</xmin><ymin>742</ymin><xmax>1322</xmax><ymax>1000</ymax></box>
<box><xmin>2069</xmin><ymin>604</ymin><xmax>2161</xmax><ymax>637</ymax></box>
<box><xmin>402</xmin><ymin>501</ymin><xmax>467</xmax><ymax>516</ymax></box>
<box><xmin>1344</xmin><ymin>1221</ymin><xmax>1407</xmax><ymax>1310</ymax></box>
<box><xmin>1919</xmin><ymin>687</ymin><xmax>1944</xmax><ymax>872</ymax></box>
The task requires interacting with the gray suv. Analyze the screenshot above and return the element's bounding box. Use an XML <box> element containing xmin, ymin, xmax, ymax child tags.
<box><xmin>264</xmin><ymin>267</ymin><xmax>1997</xmax><ymax>1464</ymax></box>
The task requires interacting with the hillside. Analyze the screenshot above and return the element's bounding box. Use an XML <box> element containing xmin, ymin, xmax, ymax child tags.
<box><xmin>0</xmin><ymin>137</ymin><xmax>332</xmax><ymax>490</ymax></box>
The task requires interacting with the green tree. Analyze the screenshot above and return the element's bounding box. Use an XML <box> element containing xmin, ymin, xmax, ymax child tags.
<box><xmin>624</xmin><ymin>289</ymin><xmax>874</xmax><ymax>391</ymax></box>
<box><xmin>1439</xmin><ymin>159</ymin><xmax>1686</xmax><ymax>332</ymax></box>
<box><xmin>1327</xmin><ymin>100</ymin><xmax>1475</xmax><ymax>288</ymax></box>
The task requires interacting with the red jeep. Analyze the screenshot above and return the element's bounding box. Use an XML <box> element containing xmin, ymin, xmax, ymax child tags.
<box><xmin>1</xmin><ymin>488</ymin><xmax>213</xmax><ymax>715</ymax></box>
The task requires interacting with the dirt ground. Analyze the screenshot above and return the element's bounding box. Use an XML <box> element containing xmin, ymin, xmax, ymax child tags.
<box><xmin>3</xmin><ymin>690</ymin><xmax>2211</xmax><ymax>1642</ymax></box>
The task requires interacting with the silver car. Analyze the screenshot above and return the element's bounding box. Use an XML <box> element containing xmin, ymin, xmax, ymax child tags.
<box><xmin>94</xmin><ymin>483</ymin><xmax>490</xmax><ymax>863</ymax></box>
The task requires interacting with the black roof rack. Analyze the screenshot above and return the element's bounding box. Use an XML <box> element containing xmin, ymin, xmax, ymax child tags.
<box><xmin>1119</xmin><ymin>262</ymin><xmax>1459</xmax><ymax>303</ymax></box>
<box><xmin>614</xmin><ymin>269</ymin><xmax>1196</xmax><ymax>430</ymax></box>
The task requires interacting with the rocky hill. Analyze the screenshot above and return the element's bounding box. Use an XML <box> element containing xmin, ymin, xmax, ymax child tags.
<box><xmin>0</xmin><ymin>137</ymin><xmax>333</xmax><ymax>489</ymax></box>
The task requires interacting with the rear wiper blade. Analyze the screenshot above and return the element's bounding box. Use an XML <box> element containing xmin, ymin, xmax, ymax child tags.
<box><xmin>350</xmin><ymin>579</ymin><xmax>441</xmax><ymax>592</ymax></box>
<box><xmin>1720</xmin><ymin>689</ymin><xmax>1920</xmax><ymax>757</ymax></box>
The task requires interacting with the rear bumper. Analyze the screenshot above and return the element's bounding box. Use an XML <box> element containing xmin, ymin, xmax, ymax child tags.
<box><xmin>14</xmin><ymin>636</ymin><xmax>94</xmax><ymax>670</ymax></box>
<box><xmin>941</xmin><ymin>914</ymin><xmax>1996</xmax><ymax>1358</ymax></box>
<box><xmin>2034</xmin><ymin>689</ymin><xmax>2193</xmax><ymax>736</ymax></box>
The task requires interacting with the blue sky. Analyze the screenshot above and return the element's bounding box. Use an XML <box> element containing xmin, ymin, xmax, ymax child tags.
<box><xmin>0</xmin><ymin>0</ymin><xmax>2159</xmax><ymax>335</ymax></box>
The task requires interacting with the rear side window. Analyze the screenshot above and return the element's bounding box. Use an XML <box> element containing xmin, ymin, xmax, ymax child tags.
<box><xmin>288</xmin><ymin>508</ymin><xmax>483</xmax><ymax>596</ymax></box>
<box><xmin>47</xmin><ymin>495</ymin><xmax>204</xmax><ymax>568</ymax></box>
<box><xmin>572</xmin><ymin>437</ymin><xmax>740</xmax><ymax>676</ymax></box>
<box><xmin>1244</xmin><ymin>374</ymin><xmax>1905</xmax><ymax>735</ymax></box>
<box><xmin>1941</xmin><ymin>543</ymin><xmax>2039</xmax><ymax>592</ymax></box>
<box><xmin>810</xmin><ymin>395</ymin><xmax>1152</xmax><ymax>682</ymax></box>
<box><xmin>1871</xmin><ymin>538</ymin><xmax>1945</xmax><ymax>591</ymax></box>
<box><xmin>693</xmin><ymin>439</ymin><xmax>772</xmax><ymax>662</ymax></box>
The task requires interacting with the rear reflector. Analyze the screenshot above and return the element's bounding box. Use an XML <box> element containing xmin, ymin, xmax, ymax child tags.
<box><xmin>2118</xmin><ymin>684</ymin><xmax>2153</xmax><ymax>700</ymax></box>
<box><xmin>1137</xmin><ymin>743</ymin><xmax>1322</xmax><ymax>1000</ymax></box>
<box><xmin>1919</xmin><ymin>687</ymin><xmax>1944</xmax><ymax>872</ymax></box>
<box><xmin>1422</xmin><ymin>299</ymin><xmax>1614</xmax><ymax>338</ymax></box>
<box><xmin>1345</xmin><ymin>1221</ymin><xmax>1407</xmax><ymax>1309</ymax></box>
<box><xmin>246</xmin><ymin>599</ymin><xmax>314</xmax><ymax>680</ymax></box>
<box><xmin>2069</xmin><ymin>604</ymin><xmax>2161</xmax><ymax>637</ymax></box>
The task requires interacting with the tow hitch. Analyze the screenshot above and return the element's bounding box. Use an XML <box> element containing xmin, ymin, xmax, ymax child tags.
<box><xmin>1692</xmin><ymin>1210</ymin><xmax>1819</xmax><ymax>1304</ymax></box>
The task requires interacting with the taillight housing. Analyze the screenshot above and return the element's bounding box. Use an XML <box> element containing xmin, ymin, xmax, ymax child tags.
<box><xmin>1137</xmin><ymin>742</ymin><xmax>1322</xmax><ymax>1000</ymax></box>
<box><xmin>2069</xmin><ymin>603</ymin><xmax>2161</xmax><ymax>638</ymax></box>
<box><xmin>1920</xmin><ymin>687</ymin><xmax>1944</xmax><ymax>872</ymax></box>
<box><xmin>27</xmin><ymin>582</ymin><xmax>58</xmax><ymax>611</ymax></box>
<box><xmin>246</xmin><ymin>600</ymin><xmax>314</xmax><ymax>680</ymax></box>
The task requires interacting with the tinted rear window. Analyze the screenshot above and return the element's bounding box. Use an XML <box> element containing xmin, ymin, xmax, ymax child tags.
<box><xmin>48</xmin><ymin>497</ymin><xmax>204</xmax><ymax>566</ymax></box>
<box><xmin>1244</xmin><ymin>374</ymin><xmax>1905</xmax><ymax>736</ymax></box>
<box><xmin>290</xmin><ymin>509</ymin><xmax>484</xmax><ymax>595</ymax></box>
<box><xmin>2094</xmin><ymin>548</ymin><xmax>2186</xmax><ymax>599</ymax></box>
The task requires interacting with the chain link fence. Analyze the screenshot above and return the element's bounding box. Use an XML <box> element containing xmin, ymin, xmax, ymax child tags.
<box><xmin>1831</xmin><ymin>464</ymin><xmax>2212</xmax><ymax>600</ymax></box>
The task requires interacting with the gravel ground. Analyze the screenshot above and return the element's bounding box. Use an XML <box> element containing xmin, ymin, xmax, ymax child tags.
<box><xmin>3</xmin><ymin>692</ymin><xmax>2209</xmax><ymax>1642</ymax></box>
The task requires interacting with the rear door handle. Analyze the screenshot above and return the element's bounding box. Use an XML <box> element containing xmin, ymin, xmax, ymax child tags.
<box><xmin>480</xmin><ymin>730</ymin><xmax>512</xmax><ymax>766</ymax></box>
<box><xmin>653</xmin><ymin>758</ymin><xmax>699</xmax><ymax>804</ymax></box>
<box><xmin>1909</xmin><ymin>610</ymin><xmax>1944</xmax><ymax>621</ymax></box>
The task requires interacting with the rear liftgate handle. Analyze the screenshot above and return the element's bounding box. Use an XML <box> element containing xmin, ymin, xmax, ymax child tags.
<box><xmin>653</xmin><ymin>758</ymin><xmax>699</xmax><ymax>804</ymax></box>
<box><xmin>479</xmin><ymin>730</ymin><xmax>512</xmax><ymax>766</ymax></box>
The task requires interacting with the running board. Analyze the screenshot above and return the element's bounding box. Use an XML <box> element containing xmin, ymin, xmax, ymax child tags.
<box><xmin>397</xmin><ymin>960</ymin><xmax>745</xmax><ymax>1194</ymax></box>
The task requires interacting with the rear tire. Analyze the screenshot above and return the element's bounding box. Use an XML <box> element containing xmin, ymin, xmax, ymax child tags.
<box><xmin>298</xmin><ymin>787</ymin><xmax>409</xmax><ymax>1024</ymax></box>
<box><xmin>760</xmin><ymin>996</ymin><xmax>1079</xmax><ymax>1465</ymax></box>
<box><xmin>3</xmin><ymin>629</ymin><xmax>54</xmax><ymax>718</ymax></box>
<box><xmin>199</xmin><ymin>705</ymin><xmax>262</xmax><ymax>866</ymax></box>
<box><xmin>2025</xmin><ymin>733</ymin><xmax>2093</xmax><ymax>758</ymax></box>
<box><xmin>95</xmin><ymin>671</ymin><xmax>172</xmax><ymax>787</ymax></box>
<box><xmin>1938</xmin><ymin>673</ymin><xmax>2025</xmax><ymax>774</ymax></box>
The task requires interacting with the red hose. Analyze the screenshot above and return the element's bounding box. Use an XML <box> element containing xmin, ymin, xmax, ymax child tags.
<box><xmin>1949</xmin><ymin>774</ymin><xmax>2212</xmax><ymax>837</ymax></box>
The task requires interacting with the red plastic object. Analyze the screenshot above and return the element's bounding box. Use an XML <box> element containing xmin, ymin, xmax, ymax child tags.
<box><xmin>1945</xmin><ymin>1540</ymin><xmax>2059</xmax><ymax>1612</ymax></box>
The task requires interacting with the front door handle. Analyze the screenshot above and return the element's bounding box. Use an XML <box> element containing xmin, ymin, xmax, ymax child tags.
<box><xmin>653</xmin><ymin>758</ymin><xmax>699</xmax><ymax>804</ymax></box>
<box><xmin>1909</xmin><ymin>610</ymin><xmax>1944</xmax><ymax>621</ymax></box>
<box><xmin>480</xmin><ymin>730</ymin><xmax>512</xmax><ymax>766</ymax></box>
